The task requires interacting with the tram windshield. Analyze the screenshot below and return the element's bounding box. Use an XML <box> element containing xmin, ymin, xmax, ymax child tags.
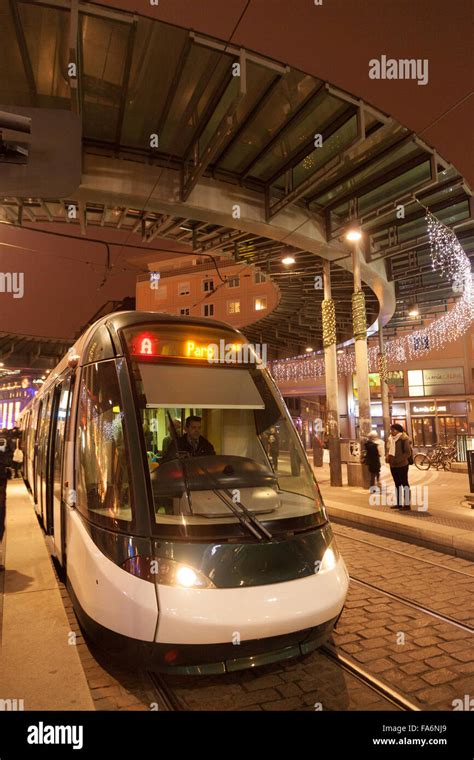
<box><xmin>123</xmin><ymin>324</ymin><xmax>326</xmax><ymax>539</ymax></box>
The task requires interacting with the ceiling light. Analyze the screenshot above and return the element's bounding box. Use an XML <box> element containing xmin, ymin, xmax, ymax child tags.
<box><xmin>305</xmin><ymin>347</ymin><xmax>313</xmax><ymax>353</ymax></box>
<box><xmin>407</xmin><ymin>303</ymin><xmax>420</xmax><ymax>318</ymax></box>
<box><xmin>282</xmin><ymin>256</ymin><xmax>295</xmax><ymax>265</ymax></box>
<box><xmin>345</xmin><ymin>229</ymin><xmax>362</xmax><ymax>242</ymax></box>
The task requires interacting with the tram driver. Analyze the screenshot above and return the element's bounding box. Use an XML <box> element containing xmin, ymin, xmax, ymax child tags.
<box><xmin>162</xmin><ymin>415</ymin><xmax>215</xmax><ymax>461</ymax></box>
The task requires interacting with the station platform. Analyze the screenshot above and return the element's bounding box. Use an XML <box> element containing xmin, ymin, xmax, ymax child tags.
<box><xmin>313</xmin><ymin>459</ymin><xmax>474</xmax><ymax>561</ymax></box>
<box><xmin>0</xmin><ymin>480</ymin><xmax>94</xmax><ymax>710</ymax></box>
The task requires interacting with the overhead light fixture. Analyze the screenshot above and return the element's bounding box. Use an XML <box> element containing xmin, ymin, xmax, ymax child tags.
<box><xmin>407</xmin><ymin>303</ymin><xmax>420</xmax><ymax>318</ymax></box>
<box><xmin>337</xmin><ymin>349</ymin><xmax>344</xmax><ymax>354</ymax></box>
<box><xmin>282</xmin><ymin>256</ymin><xmax>295</xmax><ymax>265</ymax></box>
<box><xmin>345</xmin><ymin>229</ymin><xmax>362</xmax><ymax>242</ymax></box>
<box><xmin>305</xmin><ymin>347</ymin><xmax>313</xmax><ymax>353</ymax></box>
<box><xmin>0</xmin><ymin>362</ymin><xmax>4</xmax><ymax>367</ymax></box>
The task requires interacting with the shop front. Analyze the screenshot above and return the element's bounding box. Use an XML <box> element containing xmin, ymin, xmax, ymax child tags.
<box><xmin>409</xmin><ymin>401</ymin><xmax>469</xmax><ymax>447</ymax></box>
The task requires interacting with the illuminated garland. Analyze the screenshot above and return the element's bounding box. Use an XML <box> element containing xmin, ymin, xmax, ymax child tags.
<box><xmin>377</xmin><ymin>352</ymin><xmax>388</xmax><ymax>383</ymax></box>
<box><xmin>352</xmin><ymin>290</ymin><xmax>367</xmax><ymax>340</ymax></box>
<box><xmin>270</xmin><ymin>213</ymin><xmax>473</xmax><ymax>382</ymax></box>
<box><xmin>321</xmin><ymin>298</ymin><xmax>336</xmax><ymax>347</ymax></box>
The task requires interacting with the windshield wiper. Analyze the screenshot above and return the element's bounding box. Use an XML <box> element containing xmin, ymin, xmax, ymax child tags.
<box><xmin>195</xmin><ymin>461</ymin><xmax>272</xmax><ymax>541</ymax></box>
<box><xmin>165</xmin><ymin>410</ymin><xmax>193</xmax><ymax>513</ymax></box>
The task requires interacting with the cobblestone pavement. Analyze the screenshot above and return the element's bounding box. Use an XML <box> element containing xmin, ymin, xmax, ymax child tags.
<box><xmin>334</xmin><ymin>525</ymin><xmax>474</xmax><ymax>626</ymax></box>
<box><xmin>54</xmin><ymin>525</ymin><xmax>474</xmax><ymax>712</ymax></box>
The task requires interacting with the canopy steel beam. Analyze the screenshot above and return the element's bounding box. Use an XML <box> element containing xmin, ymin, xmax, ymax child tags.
<box><xmin>265</xmin><ymin>105</ymin><xmax>359</xmax><ymax>221</ymax></box>
<box><xmin>181</xmin><ymin>49</ymin><xmax>247</xmax><ymax>201</ymax></box>
<box><xmin>306</xmin><ymin>131</ymin><xmax>413</xmax><ymax>205</ymax></box>
<box><xmin>240</xmin><ymin>82</ymin><xmax>327</xmax><ymax>180</ymax></box>
<box><xmin>9</xmin><ymin>0</ymin><xmax>37</xmax><ymax>104</ymax></box>
<box><xmin>115</xmin><ymin>20</ymin><xmax>137</xmax><ymax>148</ymax></box>
<box><xmin>213</xmin><ymin>73</ymin><xmax>283</xmax><ymax>167</ymax></box>
<box><xmin>155</xmin><ymin>37</ymin><xmax>192</xmax><ymax>138</ymax></box>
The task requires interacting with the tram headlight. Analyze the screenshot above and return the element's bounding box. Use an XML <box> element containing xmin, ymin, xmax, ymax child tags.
<box><xmin>122</xmin><ymin>556</ymin><xmax>215</xmax><ymax>588</ymax></box>
<box><xmin>319</xmin><ymin>539</ymin><xmax>340</xmax><ymax>572</ymax></box>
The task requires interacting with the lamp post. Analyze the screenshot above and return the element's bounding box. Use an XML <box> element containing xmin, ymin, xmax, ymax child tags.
<box><xmin>346</xmin><ymin>229</ymin><xmax>372</xmax><ymax>440</ymax></box>
<box><xmin>322</xmin><ymin>261</ymin><xmax>342</xmax><ymax>486</ymax></box>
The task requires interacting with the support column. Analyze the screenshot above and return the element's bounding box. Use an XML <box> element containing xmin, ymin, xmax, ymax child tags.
<box><xmin>378</xmin><ymin>325</ymin><xmax>391</xmax><ymax>443</ymax></box>
<box><xmin>322</xmin><ymin>261</ymin><xmax>343</xmax><ymax>486</ymax></box>
<box><xmin>352</xmin><ymin>244</ymin><xmax>372</xmax><ymax>438</ymax></box>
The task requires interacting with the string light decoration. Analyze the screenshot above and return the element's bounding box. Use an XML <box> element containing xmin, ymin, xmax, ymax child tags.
<box><xmin>321</xmin><ymin>298</ymin><xmax>336</xmax><ymax>347</ymax></box>
<box><xmin>377</xmin><ymin>352</ymin><xmax>388</xmax><ymax>384</ymax></box>
<box><xmin>270</xmin><ymin>213</ymin><xmax>473</xmax><ymax>383</ymax></box>
<box><xmin>352</xmin><ymin>290</ymin><xmax>367</xmax><ymax>340</ymax></box>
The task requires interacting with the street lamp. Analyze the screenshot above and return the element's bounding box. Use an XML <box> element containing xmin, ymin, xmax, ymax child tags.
<box><xmin>345</xmin><ymin>228</ymin><xmax>362</xmax><ymax>242</ymax></box>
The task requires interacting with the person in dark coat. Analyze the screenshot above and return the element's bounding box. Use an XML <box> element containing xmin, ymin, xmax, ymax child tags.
<box><xmin>0</xmin><ymin>437</ymin><xmax>13</xmax><ymax>571</ymax></box>
<box><xmin>267</xmin><ymin>427</ymin><xmax>279</xmax><ymax>471</ymax></box>
<box><xmin>364</xmin><ymin>430</ymin><xmax>382</xmax><ymax>490</ymax></box>
<box><xmin>162</xmin><ymin>415</ymin><xmax>215</xmax><ymax>461</ymax></box>
<box><xmin>386</xmin><ymin>423</ymin><xmax>413</xmax><ymax>510</ymax></box>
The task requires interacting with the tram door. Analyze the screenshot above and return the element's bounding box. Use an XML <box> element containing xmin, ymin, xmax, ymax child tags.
<box><xmin>51</xmin><ymin>375</ymin><xmax>73</xmax><ymax>564</ymax></box>
<box><xmin>39</xmin><ymin>392</ymin><xmax>52</xmax><ymax>525</ymax></box>
<box><xmin>32</xmin><ymin>400</ymin><xmax>43</xmax><ymax>509</ymax></box>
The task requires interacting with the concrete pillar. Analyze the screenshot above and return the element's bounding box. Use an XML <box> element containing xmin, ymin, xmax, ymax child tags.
<box><xmin>378</xmin><ymin>325</ymin><xmax>391</xmax><ymax>442</ymax></box>
<box><xmin>352</xmin><ymin>243</ymin><xmax>372</xmax><ymax>439</ymax></box>
<box><xmin>322</xmin><ymin>261</ymin><xmax>343</xmax><ymax>486</ymax></box>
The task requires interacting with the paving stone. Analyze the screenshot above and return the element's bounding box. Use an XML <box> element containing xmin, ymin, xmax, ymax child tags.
<box><xmin>366</xmin><ymin>658</ymin><xmax>393</xmax><ymax>673</ymax></box>
<box><xmin>244</xmin><ymin>675</ymin><xmax>284</xmax><ymax>691</ymax></box>
<box><xmin>400</xmin><ymin>662</ymin><xmax>428</xmax><ymax>675</ymax></box>
<box><xmin>416</xmin><ymin>685</ymin><xmax>459</xmax><ymax>705</ymax></box>
<box><xmin>276</xmin><ymin>682</ymin><xmax>302</xmax><ymax>698</ymax></box>
<box><xmin>420</xmin><ymin>668</ymin><xmax>459</xmax><ymax>686</ymax></box>
<box><xmin>262</xmin><ymin>697</ymin><xmax>302</xmax><ymax>711</ymax></box>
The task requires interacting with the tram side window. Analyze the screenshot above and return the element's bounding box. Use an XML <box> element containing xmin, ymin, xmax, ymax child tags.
<box><xmin>76</xmin><ymin>361</ymin><xmax>132</xmax><ymax>526</ymax></box>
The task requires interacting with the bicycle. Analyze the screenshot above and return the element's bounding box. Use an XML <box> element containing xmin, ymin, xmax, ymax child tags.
<box><xmin>414</xmin><ymin>444</ymin><xmax>457</xmax><ymax>471</ymax></box>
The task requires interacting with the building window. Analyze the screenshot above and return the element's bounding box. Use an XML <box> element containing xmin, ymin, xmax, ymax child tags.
<box><xmin>227</xmin><ymin>276</ymin><xmax>240</xmax><ymax>288</ymax></box>
<box><xmin>179</xmin><ymin>308</ymin><xmax>190</xmax><ymax>316</ymax></box>
<box><xmin>178</xmin><ymin>281</ymin><xmax>190</xmax><ymax>296</ymax></box>
<box><xmin>227</xmin><ymin>300</ymin><xmax>240</xmax><ymax>314</ymax></box>
<box><xmin>202</xmin><ymin>279</ymin><xmax>214</xmax><ymax>292</ymax></box>
<box><xmin>203</xmin><ymin>304</ymin><xmax>214</xmax><ymax>317</ymax></box>
<box><xmin>255</xmin><ymin>296</ymin><xmax>267</xmax><ymax>311</ymax></box>
<box><xmin>254</xmin><ymin>271</ymin><xmax>266</xmax><ymax>284</ymax></box>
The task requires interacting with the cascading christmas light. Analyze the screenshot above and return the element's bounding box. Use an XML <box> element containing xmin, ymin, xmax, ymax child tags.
<box><xmin>270</xmin><ymin>212</ymin><xmax>473</xmax><ymax>383</ymax></box>
<box><xmin>321</xmin><ymin>298</ymin><xmax>336</xmax><ymax>348</ymax></box>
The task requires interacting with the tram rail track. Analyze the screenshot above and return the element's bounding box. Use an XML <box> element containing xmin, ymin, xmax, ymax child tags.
<box><xmin>333</xmin><ymin>528</ymin><xmax>474</xmax><ymax>578</ymax></box>
<box><xmin>148</xmin><ymin>670</ymin><xmax>184</xmax><ymax>711</ymax></box>
<box><xmin>348</xmin><ymin>576</ymin><xmax>474</xmax><ymax>634</ymax></box>
<box><xmin>320</xmin><ymin>644</ymin><xmax>419</xmax><ymax>711</ymax></box>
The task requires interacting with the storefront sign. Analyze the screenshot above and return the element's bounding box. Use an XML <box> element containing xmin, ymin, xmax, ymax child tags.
<box><xmin>412</xmin><ymin>404</ymin><xmax>447</xmax><ymax>414</ymax></box>
<box><xmin>423</xmin><ymin>368</ymin><xmax>464</xmax><ymax>386</ymax></box>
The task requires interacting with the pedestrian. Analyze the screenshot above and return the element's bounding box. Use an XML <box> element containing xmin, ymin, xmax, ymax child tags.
<box><xmin>363</xmin><ymin>430</ymin><xmax>382</xmax><ymax>491</ymax></box>
<box><xmin>386</xmin><ymin>423</ymin><xmax>413</xmax><ymax>510</ymax></box>
<box><xmin>267</xmin><ymin>427</ymin><xmax>279</xmax><ymax>471</ymax></box>
<box><xmin>12</xmin><ymin>443</ymin><xmax>24</xmax><ymax>478</ymax></box>
<box><xmin>0</xmin><ymin>437</ymin><xmax>13</xmax><ymax>571</ymax></box>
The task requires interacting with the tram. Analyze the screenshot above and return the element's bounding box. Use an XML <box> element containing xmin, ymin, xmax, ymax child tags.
<box><xmin>20</xmin><ymin>312</ymin><xmax>348</xmax><ymax>674</ymax></box>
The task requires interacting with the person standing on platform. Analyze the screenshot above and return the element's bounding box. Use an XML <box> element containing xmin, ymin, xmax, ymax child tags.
<box><xmin>386</xmin><ymin>423</ymin><xmax>413</xmax><ymax>510</ymax></box>
<box><xmin>12</xmin><ymin>443</ymin><xmax>23</xmax><ymax>478</ymax></box>
<box><xmin>267</xmin><ymin>427</ymin><xmax>279</xmax><ymax>471</ymax></box>
<box><xmin>364</xmin><ymin>430</ymin><xmax>382</xmax><ymax>491</ymax></box>
<box><xmin>0</xmin><ymin>437</ymin><xmax>13</xmax><ymax>571</ymax></box>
